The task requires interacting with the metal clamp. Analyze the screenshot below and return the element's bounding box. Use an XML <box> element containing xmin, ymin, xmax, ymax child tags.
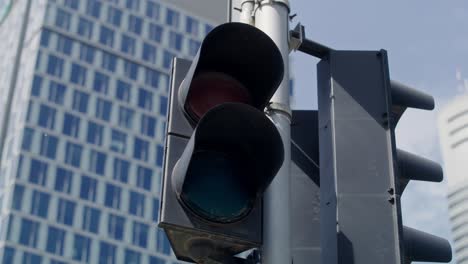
<box><xmin>257</xmin><ymin>0</ymin><xmax>290</xmax><ymax>10</ymax></box>
<box><xmin>289</xmin><ymin>23</ymin><xmax>304</xmax><ymax>52</ymax></box>
<box><xmin>266</xmin><ymin>102</ymin><xmax>293</xmax><ymax>120</ymax></box>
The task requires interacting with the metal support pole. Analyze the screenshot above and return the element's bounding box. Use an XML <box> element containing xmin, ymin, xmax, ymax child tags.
<box><xmin>254</xmin><ymin>1</ymin><xmax>291</xmax><ymax>264</ymax></box>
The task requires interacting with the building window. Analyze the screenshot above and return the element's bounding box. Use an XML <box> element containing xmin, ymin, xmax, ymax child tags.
<box><xmin>189</xmin><ymin>39</ymin><xmax>201</xmax><ymax>56</ymax></box>
<box><xmin>156</xmin><ymin>144</ymin><xmax>164</xmax><ymax>167</ymax></box>
<box><xmin>70</xmin><ymin>63</ymin><xmax>87</xmax><ymax>86</ymax></box>
<box><xmin>138</xmin><ymin>88</ymin><xmax>153</xmax><ymax>111</ymax></box>
<box><xmin>35</xmin><ymin>51</ymin><xmax>42</xmax><ymax>72</ymax></box>
<box><xmin>64</xmin><ymin>0</ymin><xmax>79</xmax><ymax>9</ymax></box>
<box><xmin>121</xmin><ymin>34</ymin><xmax>136</xmax><ymax>55</ymax></box>
<box><xmin>79</xmin><ymin>43</ymin><xmax>95</xmax><ymax>64</ymax></box>
<box><xmin>29</xmin><ymin>159</ymin><xmax>48</xmax><ymax>186</ymax></box>
<box><xmin>137</xmin><ymin>166</ymin><xmax>152</xmax><ymax>191</ymax></box>
<box><xmin>129</xmin><ymin>191</ymin><xmax>145</xmax><ymax>217</ymax></box>
<box><xmin>108</xmin><ymin>214</ymin><xmax>125</xmax><ymax>241</ymax></box>
<box><xmin>160</xmin><ymin>95</ymin><xmax>168</xmax><ymax>116</ymax></box>
<box><xmin>205</xmin><ymin>24</ymin><xmax>214</xmax><ymax>35</ymax></box>
<box><xmin>118</xmin><ymin>106</ymin><xmax>134</xmax><ymax>129</ymax></box>
<box><xmin>142</xmin><ymin>42</ymin><xmax>157</xmax><ymax>64</ymax></box>
<box><xmin>111</xmin><ymin>130</ymin><xmax>127</xmax><ymax>154</ymax></box>
<box><xmin>22</xmin><ymin>252</ymin><xmax>42</xmax><ymax>264</ymax></box>
<box><xmin>19</xmin><ymin>218</ymin><xmax>39</xmax><ymax>247</ymax></box>
<box><xmin>149</xmin><ymin>256</ymin><xmax>165</xmax><ymax>264</ymax></box>
<box><xmin>55</xmin><ymin>167</ymin><xmax>73</xmax><ymax>194</ymax></box>
<box><xmin>163</xmin><ymin>50</ymin><xmax>175</xmax><ymax>69</ymax></box>
<box><xmin>40</xmin><ymin>29</ymin><xmax>51</xmax><ymax>47</ymax></box>
<box><xmin>146</xmin><ymin>0</ymin><xmax>160</xmax><ymax>19</ymax></box>
<box><xmin>12</xmin><ymin>184</ymin><xmax>25</xmax><ymax>210</ymax></box>
<box><xmin>46</xmin><ymin>226</ymin><xmax>66</xmax><ymax>255</ymax></box>
<box><xmin>63</xmin><ymin>113</ymin><xmax>81</xmax><ymax>138</ymax></box>
<box><xmin>47</xmin><ymin>54</ymin><xmax>64</xmax><ymax>78</ymax></box>
<box><xmin>145</xmin><ymin>68</ymin><xmax>160</xmax><ymax>88</ymax></box>
<box><xmin>80</xmin><ymin>175</ymin><xmax>97</xmax><ymax>202</ymax></box>
<box><xmin>186</xmin><ymin>17</ymin><xmax>199</xmax><ymax>36</ymax></box>
<box><xmin>89</xmin><ymin>149</ymin><xmax>107</xmax><ymax>176</ymax></box>
<box><xmin>77</xmin><ymin>17</ymin><xmax>94</xmax><ymax>39</ymax></box>
<box><xmin>40</xmin><ymin>133</ymin><xmax>58</xmax><ymax>159</ymax></box>
<box><xmin>86</xmin><ymin>121</ymin><xmax>104</xmax><ymax>146</ymax></box>
<box><xmin>156</xmin><ymin>228</ymin><xmax>171</xmax><ymax>255</ymax></box>
<box><xmin>169</xmin><ymin>31</ymin><xmax>183</xmax><ymax>51</ymax></box>
<box><xmin>99</xmin><ymin>26</ymin><xmax>115</xmax><ymax>47</ymax></box>
<box><xmin>48</xmin><ymin>81</ymin><xmax>67</xmax><ymax>105</ymax></box>
<box><xmin>22</xmin><ymin>127</ymin><xmax>34</xmax><ymax>151</ymax></box>
<box><xmin>162</xmin><ymin>73</ymin><xmax>170</xmax><ymax>90</ymax></box>
<box><xmin>125</xmin><ymin>249</ymin><xmax>141</xmax><ymax>264</ymax></box>
<box><xmin>152</xmin><ymin>198</ymin><xmax>159</xmax><ymax>221</ymax></box>
<box><xmin>2</xmin><ymin>247</ymin><xmax>15</xmax><ymax>263</ymax></box>
<box><xmin>100</xmin><ymin>242</ymin><xmax>117</xmax><ymax>264</ymax></box>
<box><xmin>132</xmin><ymin>221</ymin><xmax>149</xmax><ymax>248</ymax></box>
<box><xmin>107</xmin><ymin>6</ymin><xmax>122</xmax><ymax>27</ymax></box>
<box><xmin>166</xmin><ymin>8</ymin><xmax>179</xmax><ymax>28</ymax></box>
<box><xmin>30</xmin><ymin>190</ymin><xmax>50</xmax><ymax>218</ymax></box>
<box><xmin>32</xmin><ymin>75</ymin><xmax>42</xmax><ymax>96</ymax></box>
<box><xmin>82</xmin><ymin>206</ymin><xmax>100</xmax><ymax>234</ymax></box>
<box><xmin>113</xmin><ymin>158</ymin><xmax>129</xmax><ymax>183</ymax></box>
<box><xmin>116</xmin><ymin>80</ymin><xmax>131</xmax><ymax>102</ymax></box>
<box><xmin>101</xmin><ymin>52</ymin><xmax>118</xmax><ymax>72</ymax></box>
<box><xmin>27</xmin><ymin>101</ymin><xmax>33</xmax><ymax>122</ymax></box>
<box><xmin>95</xmin><ymin>98</ymin><xmax>112</xmax><ymax>121</ymax></box>
<box><xmin>128</xmin><ymin>15</ymin><xmax>143</xmax><ymax>35</ymax></box>
<box><xmin>73</xmin><ymin>234</ymin><xmax>91</xmax><ymax>262</ymax></box>
<box><xmin>148</xmin><ymin>23</ymin><xmax>163</xmax><ymax>43</ymax></box>
<box><xmin>57</xmin><ymin>198</ymin><xmax>76</xmax><ymax>226</ymax></box>
<box><xmin>93</xmin><ymin>71</ymin><xmax>109</xmax><ymax>94</ymax></box>
<box><xmin>126</xmin><ymin>0</ymin><xmax>140</xmax><ymax>11</ymax></box>
<box><xmin>141</xmin><ymin>115</ymin><xmax>156</xmax><ymax>137</ymax></box>
<box><xmin>105</xmin><ymin>183</ymin><xmax>121</xmax><ymax>209</ymax></box>
<box><xmin>51</xmin><ymin>259</ymin><xmax>66</xmax><ymax>264</ymax></box>
<box><xmin>38</xmin><ymin>104</ymin><xmax>56</xmax><ymax>129</ymax></box>
<box><xmin>72</xmin><ymin>90</ymin><xmax>89</xmax><ymax>113</ymax></box>
<box><xmin>56</xmin><ymin>35</ymin><xmax>73</xmax><ymax>55</ymax></box>
<box><xmin>65</xmin><ymin>142</ymin><xmax>83</xmax><ymax>167</ymax></box>
<box><xmin>124</xmin><ymin>60</ymin><xmax>139</xmax><ymax>80</ymax></box>
<box><xmin>55</xmin><ymin>8</ymin><xmax>71</xmax><ymax>30</ymax></box>
<box><xmin>86</xmin><ymin>0</ymin><xmax>101</xmax><ymax>18</ymax></box>
<box><xmin>133</xmin><ymin>137</ymin><xmax>149</xmax><ymax>161</ymax></box>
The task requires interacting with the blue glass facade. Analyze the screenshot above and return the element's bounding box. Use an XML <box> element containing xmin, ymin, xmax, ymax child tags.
<box><xmin>0</xmin><ymin>0</ymin><xmax>216</xmax><ymax>263</ymax></box>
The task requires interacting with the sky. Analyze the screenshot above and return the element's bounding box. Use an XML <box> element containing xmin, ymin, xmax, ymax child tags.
<box><xmin>289</xmin><ymin>1</ymin><xmax>468</xmax><ymax>263</ymax></box>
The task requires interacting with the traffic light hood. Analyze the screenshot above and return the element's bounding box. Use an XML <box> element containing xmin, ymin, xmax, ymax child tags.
<box><xmin>172</xmin><ymin>103</ymin><xmax>284</xmax><ymax>223</ymax></box>
<box><xmin>178</xmin><ymin>22</ymin><xmax>285</xmax><ymax>124</ymax></box>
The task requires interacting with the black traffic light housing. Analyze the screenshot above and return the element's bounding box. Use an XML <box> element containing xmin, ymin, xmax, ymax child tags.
<box><xmin>317</xmin><ymin>50</ymin><xmax>452</xmax><ymax>264</ymax></box>
<box><xmin>159</xmin><ymin>23</ymin><xmax>285</xmax><ymax>263</ymax></box>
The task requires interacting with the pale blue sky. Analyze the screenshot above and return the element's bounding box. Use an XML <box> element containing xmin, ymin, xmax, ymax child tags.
<box><xmin>290</xmin><ymin>1</ymin><xmax>468</xmax><ymax>263</ymax></box>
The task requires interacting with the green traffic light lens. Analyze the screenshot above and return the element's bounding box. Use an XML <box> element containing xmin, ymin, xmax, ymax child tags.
<box><xmin>180</xmin><ymin>151</ymin><xmax>254</xmax><ymax>223</ymax></box>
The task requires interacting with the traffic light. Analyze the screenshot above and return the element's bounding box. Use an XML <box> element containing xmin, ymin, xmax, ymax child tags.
<box><xmin>317</xmin><ymin>50</ymin><xmax>452</xmax><ymax>263</ymax></box>
<box><xmin>158</xmin><ymin>22</ymin><xmax>285</xmax><ymax>263</ymax></box>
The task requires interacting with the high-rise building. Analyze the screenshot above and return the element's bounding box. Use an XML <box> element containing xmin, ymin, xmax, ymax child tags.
<box><xmin>0</xmin><ymin>0</ymin><xmax>226</xmax><ymax>263</ymax></box>
<box><xmin>439</xmin><ymin>91</ymin><xmax>468</xmax><ymax>264</ymax></box>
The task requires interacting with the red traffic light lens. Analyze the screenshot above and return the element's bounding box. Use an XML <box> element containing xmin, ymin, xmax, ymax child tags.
<box><xmin>185</xmin><ymin>72</ymin><xmax>252</xmax><ymax>122</ymax></box>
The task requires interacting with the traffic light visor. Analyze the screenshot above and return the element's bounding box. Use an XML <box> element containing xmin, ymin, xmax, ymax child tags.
<box><xmin>172</xmin><ymin>103</ymin><xmax>284</xmax><ymax>223</ymax></box>
<box><xmin>179</xmin><ymin>22</ymin><xmax>284</xmax><ymax>124</ymax></box>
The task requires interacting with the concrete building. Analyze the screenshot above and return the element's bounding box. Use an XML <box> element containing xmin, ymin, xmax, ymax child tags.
<box><xmin>439</xmin><ymin>90</ymin><xmax>468</xmax><ymax>264</ymax></box>
<box><xmin>0</xmin><ymin>0</ymin><xmax>226</xmax><ymax>263</ymax></box>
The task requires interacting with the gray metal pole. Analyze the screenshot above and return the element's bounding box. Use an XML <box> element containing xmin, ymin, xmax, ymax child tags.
<box><xmin>254</xmin><ymin>1</ymin><xmax>292</xmax><ymax>264</ymax></box>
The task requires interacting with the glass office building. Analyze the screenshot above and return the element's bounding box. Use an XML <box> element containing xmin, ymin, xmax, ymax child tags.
<box><xmin>0</xmin><ymin>0</ymin><xmax>224</xmax><ymax>263</ymax></box>
<box><xmin>439</xmin><ymin>92</ymin><xmax>468</xmax><ymax>264</ymax></box>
